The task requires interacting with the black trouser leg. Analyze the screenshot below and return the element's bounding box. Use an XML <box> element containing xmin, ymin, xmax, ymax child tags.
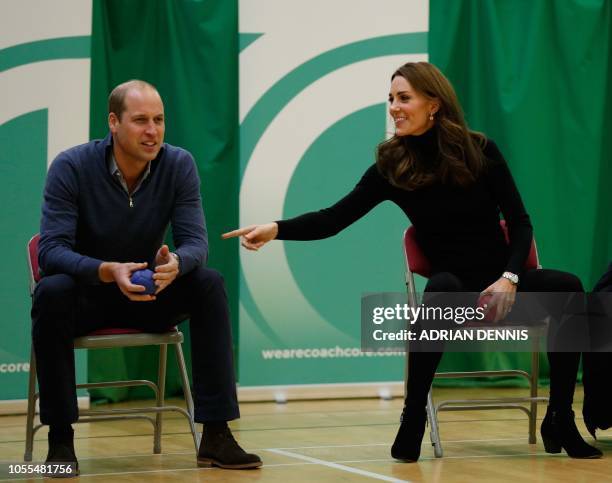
<box><xmin>169</xmin><ymin>267</ymin><xmax>239</xmax><ymax>422</ymax></box>
<box><xmin>405</xmin><ymin>272</ymin><xmax>464</xmax><ymax>410</ymax></box>
<box><xmin>31</xmin><ymin>275</ymin><xmax>85</xmax><ymax>425</ymax></box>
<box><xmin>405</xmin><ymin>351</ymin><xmax>444</xmax><ymax>411</ymax></box>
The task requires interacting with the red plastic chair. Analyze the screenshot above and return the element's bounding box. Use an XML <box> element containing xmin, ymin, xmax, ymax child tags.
<box><xmin>402</xmin><ymin>220</ymin><xmax>547</xmax><ymax>458</ymax></box>
<box><xmin>24</xmin><ymin>234</ymin><xmax>199</xmax><ymax>461</ymax></box>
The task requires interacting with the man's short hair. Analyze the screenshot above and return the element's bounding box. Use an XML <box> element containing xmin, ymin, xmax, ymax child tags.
<box><xmin>108</xmin><ymin>80</ymin><xmax>158</xmax><ymax>119</ymax></box>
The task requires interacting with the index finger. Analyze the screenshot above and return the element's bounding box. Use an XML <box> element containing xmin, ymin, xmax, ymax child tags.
<box><xmin>222</xmin><ymin>227</ymin><xmax>253</xmax><ymax>239</ymax></box>
<box><xmin>127</xmin><ymin>262</ymin><xmax>148</xmax><ymax>271</ymax></box>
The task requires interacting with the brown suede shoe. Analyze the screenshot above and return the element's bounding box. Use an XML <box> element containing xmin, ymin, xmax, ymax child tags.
<box><xmin>197</xmin><ymin>424</ymin><xmax>262</xmax><ymax>469</ymax></box>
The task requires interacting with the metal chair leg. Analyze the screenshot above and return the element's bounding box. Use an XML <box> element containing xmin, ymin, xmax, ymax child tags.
<box><xmin>24</xmin><ymin>348</ymin><xmax>37</xmax><ymax>461</ymax></box>
<box><xmin>529</xmin><ymin>336</ymin><xmax>540</xmax><ymax>444</ymax></box>
<box><xmin>153</xmin><ymin>344</ymin><xmax>167</xmax><ymax>454</ymax></box>
<box><xmin>427</xmin><ymin>388</ymin><xmax>443</xmax><ymax>458</ymax></box>
<box><xmin>174</xmin><ymin>342</ymin><xmax>200</xmax><ymax>452</ymax></box>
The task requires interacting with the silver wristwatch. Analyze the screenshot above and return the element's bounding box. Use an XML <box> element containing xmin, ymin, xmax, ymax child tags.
<box><xmin>502</xmin><ymin>271</ymin><xmax>519</xmax><ymax>285</ymax></box>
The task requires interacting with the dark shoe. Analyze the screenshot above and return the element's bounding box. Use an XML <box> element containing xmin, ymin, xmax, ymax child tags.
<box><xmin>540</xmin><ymin>407</ymin><xmax>602</xmax><ymax>459</ymax></box>
<box><xmin>391</xmin><ymin>409</ymin><xmax>427</xmax><ymax>462</ymax></box>
<box><xmin>198</xmin><ymin>423</ymin><xmax>262</xmax><ymax>469</ymax></box>
<box><xmin>45</xmin><ymin>432</ymin><xmax>79</xmax><ymax>478</ymax></box>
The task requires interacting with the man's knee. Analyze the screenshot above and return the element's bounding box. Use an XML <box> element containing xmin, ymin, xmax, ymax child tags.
<box><xmin>33</xmin><ymin>274</ymin><xmax>77</xmax><ymax>309</ymax></box>
<box><xmin>32</xmin><ymin>274</ymin><xmax>77</xmax><ymax>336</ymax></box>
<box><xmin>186</xmin><ymin>267</ymin><xmax>226</xmax><ymax>293</ymax></box>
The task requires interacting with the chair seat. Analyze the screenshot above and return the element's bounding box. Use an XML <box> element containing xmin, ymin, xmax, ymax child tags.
<box><xmin>89</xmin><ymin>328</ymin><xmax>144</xmax><ymax>336</ymax></box>
<box><xmin>88</xmin><ymin>327</ymin><xmax>177</xmax><ymax>336</ymax></box>
<box><xmin>74</xmin><ymin>328</ymin><xmax>183</xmax><ymax>350</ymax></box>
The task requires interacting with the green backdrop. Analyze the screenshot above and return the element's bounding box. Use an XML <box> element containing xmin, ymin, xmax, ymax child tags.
<box><xmin>88</xmin><ymin>0</ymin><xmax>238</xmax><ymax>401</ymax></box>
<box><xmin>429</xmin><ymin>0</ymin><xmax>612</xmax><ymax>383</ymax></box>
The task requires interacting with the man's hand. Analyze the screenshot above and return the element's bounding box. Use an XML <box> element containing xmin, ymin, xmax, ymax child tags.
<box><xmin>480</xmin><ymin>277</ymin><xmax>517</xmax><ymax>322</ymax></box>
<box><xmin>98</xmin><ymin>261</ymin><xmax>156</xmax><ymax>302</ymax></box>
<box><xmin>222</xmin><ymin>222</ymin><xmax>278</xmax><ymax>251</ymax></box>
<box><xmin>153</xmin><ymin>244</ymin><xmax>179</xmax><ymax>294</ymax></box>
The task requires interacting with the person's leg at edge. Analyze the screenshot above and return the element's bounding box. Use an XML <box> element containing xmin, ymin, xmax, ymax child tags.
<box><xmin>582</xmin><ymin>264</ymin><xmax>612</xmax><ymax>436</ymax></box>
<box><xmin>391</xmin><ymin>272</ymin><xmax>463</xmax><ymax>462</ymax></box>
<box><xmin>520</xmin><ymin>269</ymin><xmax>601</xmax><ymax>458</ymax></box>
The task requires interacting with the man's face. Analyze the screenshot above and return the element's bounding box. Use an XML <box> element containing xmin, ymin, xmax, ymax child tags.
<box><xmin>109</xmin><ymin>87</ymin><xmax>165</xmax><ymax>167</ymax></box>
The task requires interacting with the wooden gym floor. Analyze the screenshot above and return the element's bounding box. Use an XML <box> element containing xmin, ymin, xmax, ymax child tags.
<box><xmin>1</xmin><ymin>386</ymin><xmax>611</xmax><ymax>482</ymax></box>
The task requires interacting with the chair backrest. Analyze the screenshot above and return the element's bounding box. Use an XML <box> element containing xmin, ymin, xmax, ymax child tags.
<box><xmin>27</xmin><ymin>234</ymin><xmax>41</xmax><ymax>295</ymax></box>
<box><xmin>403</xmin><ymin>219</ymin><xmax>540</xmax><ymax>278</ymax></box>
<box><xmin>402</xmin><ymin>227</ymin><xmax>432</xmax><ymax>278</ymax></box>
<box><xmin>499</xmin><ymin>220</ymin><xmax>540</xmax><ymax>270</ymax></box>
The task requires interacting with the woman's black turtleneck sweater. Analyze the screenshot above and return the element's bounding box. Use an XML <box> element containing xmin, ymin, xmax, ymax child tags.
<box><xmin>276</xmin><ymin>129</ymin><xmax>533</xmax><ymax>281</ymax></box>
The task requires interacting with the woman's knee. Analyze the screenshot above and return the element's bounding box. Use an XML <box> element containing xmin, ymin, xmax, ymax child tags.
<box><xmin>560</xmin><ymin>272</ymin><xmax>584</xmax><ymax>292</ymax></box>
<box><xmin>523</xmin><ymin>269</ymin><xmax>583</xmax><ymax>292</ymax></box>
<box><xmin>425</xmin><ymin>272</ymin><xmax>464</xmax><ymax>292</ymax></box>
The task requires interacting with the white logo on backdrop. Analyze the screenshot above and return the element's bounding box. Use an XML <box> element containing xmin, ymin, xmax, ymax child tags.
<box><xmin>0</xmin><ymin>0</ymin><xmax>92</xmax><ymax>166</ymax></box>
<box><xmin>239</xmin><ymin>0</ymin><xmax>428</xmax><ymax>342</ymax></box>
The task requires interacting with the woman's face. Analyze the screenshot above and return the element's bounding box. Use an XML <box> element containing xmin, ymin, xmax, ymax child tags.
<box><xmin>388</xmin><ymin>75</ymin><xmax>438</xmax><ymax>136</ymax></box>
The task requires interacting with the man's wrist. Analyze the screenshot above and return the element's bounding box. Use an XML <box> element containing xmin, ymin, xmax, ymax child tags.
<box><xmin>98</xmin><ymin>262</ymin><xmax>118</xmax><ymax>283</ymax></box>
<box><xmin>170</xmin><ymin>252</ymin><xmax>180</xmax><ymax>273</ymax></box>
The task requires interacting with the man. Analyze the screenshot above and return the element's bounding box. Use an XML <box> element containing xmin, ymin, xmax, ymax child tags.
<box><xmin>32</xmin><ymin>80</ymin><xmax>261</xmax><ymax>475</ymax></box>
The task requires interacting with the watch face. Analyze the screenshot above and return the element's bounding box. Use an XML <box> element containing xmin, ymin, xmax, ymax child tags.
<box><xmin>504</xmin><ymin>272</ymin><xmax>518</xmax><ymax>284</ymax></box>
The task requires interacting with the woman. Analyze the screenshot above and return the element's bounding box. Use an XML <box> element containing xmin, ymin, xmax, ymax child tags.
<box><xmin>224</xmin><ymin>62</ymin><xmax>600</xmax><ymax>461</ymax></box>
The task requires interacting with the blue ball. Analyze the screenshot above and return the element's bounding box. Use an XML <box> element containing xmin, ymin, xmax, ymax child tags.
<box><xmin>130</xmin><ymin>269</ymin><xmax>156</xmax><ymax>295</ymax></box>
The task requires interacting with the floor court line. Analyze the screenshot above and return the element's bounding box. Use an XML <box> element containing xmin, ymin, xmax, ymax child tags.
<box><xmin>268</xmin><ymin>448</ymin><xmax>411</xmax><ymax>483</ymax></box>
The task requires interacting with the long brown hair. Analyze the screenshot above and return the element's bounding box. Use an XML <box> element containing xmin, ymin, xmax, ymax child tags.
<box><xmin>376</xmin><ymin>62</ymin><xmax>486</xmax><ymax>189</ymax></box>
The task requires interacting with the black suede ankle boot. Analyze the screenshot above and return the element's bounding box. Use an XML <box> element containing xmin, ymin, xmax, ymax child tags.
<box><xmin>391</xmin><ymin>408</ymin><xmax>427</xmax><ymax>462</ymax></box>
<box><xmin>540</xmin><ymin>407</ymin><xmax>602</xmax><ymax>459</ymax></box>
